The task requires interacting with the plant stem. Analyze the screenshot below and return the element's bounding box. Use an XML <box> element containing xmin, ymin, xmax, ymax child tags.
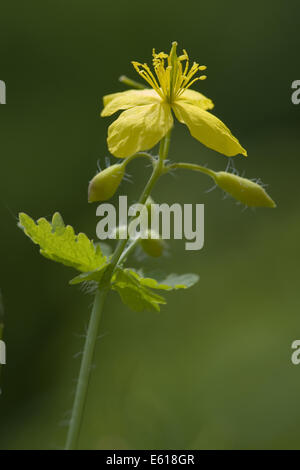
<box><xmin>65</xmin><ymin>131</ymin><xmax>172</xmax><ymax>450</ymax></box>
<box><xmin>119</xmin><ymin>75</ymin><xmax>146</xmax><ymax>90</ymax></box>
<box><xmin>166</xmin><ymin>162</ymin><xmax>216</xmax><ymax>179</ymax></box>
<box><xmin>65</xmin><ymin>287</ymin><xmax>108</xmax><ymax>450</ymax></box>
<box><xmin>121</xmin><ymin>151</ymin><xmax>154</xmax><ymax>169</ymax></box>
<box><xmin>118</xmin><ymin>236</ymin><xmax>141</xmax><ymax>265</ymax></box>
<box><xmin>161</xmin><ymin>130</ymin><xmax>172</xmax><ymax>161</ymax></box>
<box><xmin>109</xmin><ymin>131</ymin><xmax>172</xmax><ymax>271</ymax></box>
<box><xmin>0</xmin><ymin>289</ymin><xmax>4</xmax><ymax>381</ymax></box>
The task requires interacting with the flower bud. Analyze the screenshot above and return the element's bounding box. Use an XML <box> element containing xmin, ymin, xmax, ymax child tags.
<box><xmin>140</xmin><ymin>230</ymin><xmax>164</xmax><ymax>257</ymax></box>
<box><xmin>88</xmin><ymin>164</ymin><xmax>125</xmax><ymax>203</ymax></box>
<box><xmin>213</xmin><ymin>171</ymin><xmax>276</xmax><ymax>208</ymax></box>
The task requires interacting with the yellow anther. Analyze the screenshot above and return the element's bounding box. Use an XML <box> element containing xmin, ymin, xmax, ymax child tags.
<box><xmin>132</xmin><ymin>44</ymin><xmax>208</xmax><ymax>103</ymax></box>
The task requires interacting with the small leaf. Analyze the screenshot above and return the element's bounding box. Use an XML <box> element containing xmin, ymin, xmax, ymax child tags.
<box><xmin>158</xmin><ymin>273</ymin><xmax>200</xmax><ymax>289</ymax></box>
<box><xmin>111</xmin><ymin>268</ymin><xmax>166</xmax><ymax>312</ymax></box>
<box><xmin>113</xmin><ymin>285</ymin><xmax>165</xmax><ymax>312</ymax></box>
<box><xmin>111</xmin><ymin>268</ymin><xmax>199</xmax><ymax>312</ymax></box>
<box><xmin>125</xmin><ymin>269</ymin><xmax>199</xmax><ymax>290</ymax></box>
<box><xmin>51</xmin><ymin>212</ymin><xmax>65</xmax><ymax>234</ymax></box>
<box><xmin>69</xmin><ymin>264</ymin><xmax>108</xmax><ymax>285</ymax></box>
<box><xmin>19</xmin><ymin>212</ymin><xmax>107</xmax><ymax>273</ymax></box>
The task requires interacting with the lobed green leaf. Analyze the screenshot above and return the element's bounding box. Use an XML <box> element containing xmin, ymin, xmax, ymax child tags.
<box><xmin>111</xmin><ymin>268</ymin><xmax>199</xmax><ymax>312</ymax></box>
<box><xmin>69</xmin><ymin>264</ymin><xmax>109</xmax><ymax>285</ymax></box>
<box><xmin>111</xmin><ymin>268</ymin><xmax>166</xmax><ymax>312</ymax></box>
<box><xmin>18</xmin><ymin>212</ymin><xmax>107</xmax><ymax>273</ymax></box>
<box><xmin>125</xmin><ymin>269</ymin><xmax>199</xmax><ymax>290</ymax></box>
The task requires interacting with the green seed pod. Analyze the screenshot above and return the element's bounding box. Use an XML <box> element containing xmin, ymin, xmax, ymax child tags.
<box><xmin>88</xmin><ymin>164</ymin><xmax>125</xmax><ymax>203</ymax></box>
<box><xmin>213</xmin><ymin>171</ymin><xmax>276</xmax><ymax>208</ymax></box>
<box><xmin>140</xmin><ymin>230</ymin><xmax>164</xmax><ymax>257</ymax></box>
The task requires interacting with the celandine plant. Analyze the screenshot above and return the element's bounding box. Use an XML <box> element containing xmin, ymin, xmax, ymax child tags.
<box><xmin>18</xmin><ymin>42</ymin><xmax>276</xmax><ymax>449</ymax></box>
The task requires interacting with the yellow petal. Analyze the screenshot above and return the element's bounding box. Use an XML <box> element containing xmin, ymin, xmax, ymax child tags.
<box><xmin>176</xmin><ymin>89</ymin><xmax>214</xmax><ymax>111</ymax></box>
<box><xmin>101</xmin><ymin>89</ymin><xmax>160</xmax><ymax>117</ymax></box>
<box><xmin>107</xmin><ymin>103</ymin><xmax>173</xmax><ymax>158</ymax></box>
<box><xmin>173</xmin><ymin>102</ymin><xmax>247</xmax><ymax>157</ymax></box>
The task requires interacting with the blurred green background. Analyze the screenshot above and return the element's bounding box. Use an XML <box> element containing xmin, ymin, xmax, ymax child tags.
<box><xmin>0</xmin><ymin>0</ymin><xmax>300</xmax><ymax>450</ymax></box>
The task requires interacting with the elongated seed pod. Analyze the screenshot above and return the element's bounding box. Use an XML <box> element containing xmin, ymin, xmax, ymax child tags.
<box><xmin>213</xmin><ymin>171</ymin><xmax>276</xmax><ymax>208</ymax></box>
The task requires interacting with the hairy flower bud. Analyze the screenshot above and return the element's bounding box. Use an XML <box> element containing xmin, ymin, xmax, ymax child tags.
<box><xmin>213</xmin><ymin>171</ymin><xmax>276</xmax><ymax>208</ymax></box>
<box><xmin>88</xmin><ymin>164</ymin><xmax>125</xmax><ymax>203</ymax></box>
<box><xmin>140</xmin><ymin>230</ymin><xmax>164</xmax><ymax>257</ymax></box>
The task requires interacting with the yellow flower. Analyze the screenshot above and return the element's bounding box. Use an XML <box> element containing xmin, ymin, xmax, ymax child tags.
<box><xmin>101</xmin><ymin>42</ymin><xmax>247</xmax><ymax>159</ymax></box>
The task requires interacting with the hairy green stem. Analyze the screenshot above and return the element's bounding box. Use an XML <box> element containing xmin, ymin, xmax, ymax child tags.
<box><xmin>108</xmin><ymin>132</ymin><xmax>171</xmax><ymax>272</ymax></box>
<box><xmin>65</xmin><ymin>287</ymin><xmax>108</xmax><ymax>450</ymax></box>
<box><xmin>167</xmin><ymin>162</ymin><xmax>215</xmax><ymax>179</ymax></box>
<box><xmin>121</xmin><ymin>151</ymin><xmax>154</xmax><ymax>169</ymax></box>
<box><xmin>0</xmin><ymin>289</ymin><xmax>4</xmax><ymax>382</ymax></box>
<box><xmin>0</xmin><ymin>323</ymin><xmax>3</xmax><ymax>381</ymax></box>
<box><xmin>118</xmin><ymin>235</ymin><xmax>141</xmax><ymax>265</ymax></box>
<box><xmin>65</xmin><ymin>131</ymin><xmax>172</xmax><ymax>449</ymax></box>
<box><xmin>110</xmin><ymin>130</ymin><xmax>172</xmax><ymax>270</ymax></box>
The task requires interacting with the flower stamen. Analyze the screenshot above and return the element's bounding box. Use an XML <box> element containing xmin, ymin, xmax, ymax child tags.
<box><xmin>132</xmin><ymin>44</ymin><xmax>208</xmax><ymax>104</ymax></box>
